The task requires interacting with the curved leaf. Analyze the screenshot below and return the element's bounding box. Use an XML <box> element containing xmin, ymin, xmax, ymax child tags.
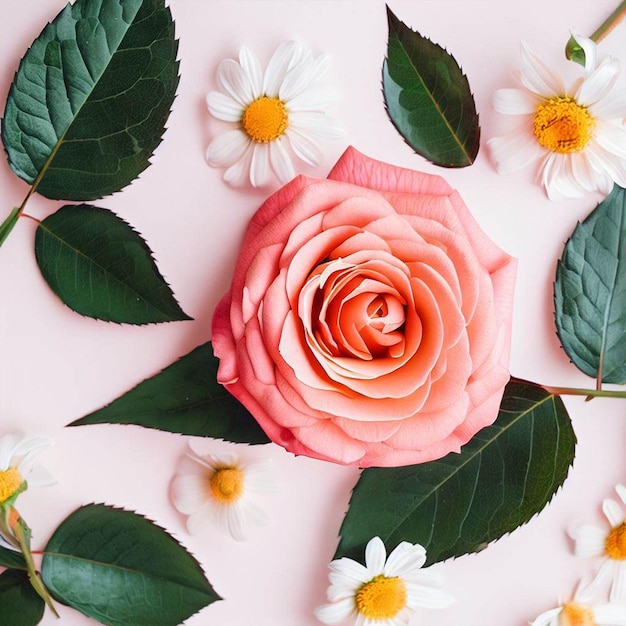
<box><xmin>41</xmin><ymin>504</ymin><xmax>220</xmax><ymax>626</ymax></box>
<box><xmin>69</xmin><ymin>342</ymin><xmax>271</xmax><ymax>444</ymax></box>
<box><xmin>0</xmin><ymin>569</ymin><xmax>45</xmax><ymax>626</ymax></box>
<box><xmin>555</xmin><ymin>185</ymin><xmax>626</xmax><ymax>384</ymax></box>
<box><xmin>1</xmin><ymin>0</ymin><xmax>179</xmax><ymax>200</ymax></box>
<box><xmin>0</xmin><ymin>545</ymin><xmax>26</xmax><ymax>569</ymax></box>
<box><xmin>334</xmin><ymin>379</ymin><xmax>575</xmax><ymax>565</ymax></box>
<box><xmin>383</xmin><ymin>6</ymin><xmax>480</xmax><ymax>167</ymax></box>
<box><xmin>35</xmin><ymin>204</ymin><xmax>191</xmax><ymax>324</ymax></box>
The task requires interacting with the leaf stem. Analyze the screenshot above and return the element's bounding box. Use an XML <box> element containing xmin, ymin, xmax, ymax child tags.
<box><xmin>591</xmin><ymin>0</ymin><xmax>626</xmax><ymax>43</ymax></box>
<box><xmin>543</xmin><ymin>385</ymin><xmax>626</xmax><ymax>400</ymax></box>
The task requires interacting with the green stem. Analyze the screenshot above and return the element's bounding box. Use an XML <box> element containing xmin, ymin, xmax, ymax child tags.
<box><xmin>591</xmin><ymin>0</ymin><xmax>626</xmax><ymax>43</ymax></box>
<box><xmin>14</xmin><ymin>520</ymin><xmax>59</xmax><ymax>618</ymax></box>
<box><xmin>543</xmin><ymin>385</ymin><xmax>626</xmax><ymax>400</ymax></box>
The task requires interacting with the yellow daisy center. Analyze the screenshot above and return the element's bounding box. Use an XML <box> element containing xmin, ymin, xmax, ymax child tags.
<box><xmin>533</xmin><ymin>97</ymin><xmax>595</xmax><ymax>154</ymax></box>
<box><xmin>560</xmin><ymin>602</ymin><xmax>597</xmax><ymax>626</ymax></box>
<box><xmin>209</xmin><ymin>467</ymin><xmax>244</xmax><ymax>503</ymax></box>
<box><xmin>0</xmin><ymin>467</ymin><xmax>23</xmax><ymax>504</ymax></box>
<box><xmin>242</xmin><ymin>97</ymin><xmax>288</xmax><ymax>143</ymax></box>
<box><xmin>605</xmin><ymin>522</ymin><xmax>626</xmax><ymax>560</ymax></box>
<box><xmin>355</xmin><ymin>575</ymin><xmax>407</xmax><ymax>620</ymax></box>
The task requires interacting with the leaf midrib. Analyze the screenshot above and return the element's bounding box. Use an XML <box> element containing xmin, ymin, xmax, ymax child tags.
<box><xmin>391</xmin><ymin>20</ymin><xmax>473</xmax><ymax>164</ymax></box>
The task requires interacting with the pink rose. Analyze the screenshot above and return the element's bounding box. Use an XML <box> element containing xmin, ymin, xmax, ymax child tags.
<box><xmin>212</xmin><ymin>148</ymin><xmax>516</xmax><ymax>467</ymax></box>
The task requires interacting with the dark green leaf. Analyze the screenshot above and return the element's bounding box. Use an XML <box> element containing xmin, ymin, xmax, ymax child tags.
<box><xmin>555</xmin><ymin>185</ymin><xmax>626</xmax><ymax>384</ymax></box>
<box><xmin>334</xmin><ymin>378</ymin><xmax>575</xmax><ymax>565</ymax></box>
<box><xmin>0</xmin><ymin>207</ymin><xmax>21</xmax><ymax>248</ymax></box>
<box><xmin>0</xmin><ymin>545</ymin><xmax>26</xmax><ymax>569</ymax></box>
<box><xmin>383</xmin><ymin>6</ymin><xmax>480</xmax><ymax>167</ymax></box>
<box><xmin>35</xmin><ymin>204</ymin><xmax>191</xmax><ymax>324</ymax></box>
<box><xmin>69</xmin><ymin>342</ymin><xmax>271</xmax><ymax>444</ymax></box>
<box><xmin>0</xmin><ymin>569</ymin><xmax>45</xmax><ymax>626</ymax></box>
<box><xmin>2</xmin><ymin>0</ymin><xmax>179</xmax><ymax>200</ymax></box>
<box><xmin>41</xmin><ymin>504</ymin><xmax>220</xmax><ymax>626</ymax></box>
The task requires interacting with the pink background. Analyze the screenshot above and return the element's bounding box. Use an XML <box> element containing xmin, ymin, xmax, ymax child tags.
<box><xmin>1</xmin><ymin>1</ymin><xmax>625</xmax><ymax>625</ymax></box>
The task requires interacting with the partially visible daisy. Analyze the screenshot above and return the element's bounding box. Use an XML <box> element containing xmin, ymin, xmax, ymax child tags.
<box><xmin>531</xmin><ymin>578</ymin><xmax>626</xmax><ymax>626</ymax></box>
<box><xmin>569</xmin><ymin>484</ymin><xmax>626</xmax><ymax>603</ymax></box>
<box><xmin>314</xmin><ymin>536</ymin><xmax>454</xmax><ymax>626</ymax></box>
<box><xmin>488</xmin><ymin>34</ymin><xmax>626</xmax><ymax>200</ymax></box>
<box><xmin>170</xmin><ymin>448</ymin><xmax>273</xmax><ymax>541</ymax></box>
<box><xmin>206</xmin><ymin>41</ymin><xmax>345</xmax><ymax>187</ymax></box>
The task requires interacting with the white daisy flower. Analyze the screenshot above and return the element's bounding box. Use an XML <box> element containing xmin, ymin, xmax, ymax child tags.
<box><xmin>530</xmin><ymin>578</ymin><xmax>626</xmax><ymax>626</ymax></box>
<box><xmin>170</xmin><ymin>448</ymin><xmax>273</xmax><ymax>541</ymax></box>
<box><xmin>314</xmin><ymin>536</ymin><xmax>454</xmax><ymax>626</ymax></box>
<box><xmin>206</xmin><ymin>41</ymin><xmax>345</xmax><ymax>187</ymax></box>
<box><xmin>488</xmin><ymin>34</ymin><xmax>626</xmax><ymax>200</ymax></box>
<box><xmin>569</xmin><ymin>484</ymin><xmax>626</xmax><ymax>604</ymax></box>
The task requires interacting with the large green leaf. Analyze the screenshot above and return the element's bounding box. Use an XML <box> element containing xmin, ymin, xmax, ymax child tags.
<box><xmin>383</xmin><ymin>7</ymin><xmax>480</xmax><ymax>168</ymax></box>
<box><xmin>334</xmin><ymin>378</ymin><xmax>575</xmax><ymax>565</ymax></box>
<box><xmin>1</xmin><ymin>0</ymin><xmax>179</xmax><ymax>201</ymax></box>
<box><xmin>0</xmin><ymin>545</ymin><xmax>26</xmax><ymax>569</ymax></box>
<box><xmin>69</xmin><ymin>342</ymin><xmax>272</xmax><ymax>444</ymax></box>
<box><xmin>555</xmin><ymin>185</ymin><xmax>626</xmax><ymax>384</ymax></box>
<box><xmin>35</xmin><ymin>204</ymin><xmax>191</xmax><ymax>324</ymax></box>
<box><xmin>0</xmin><ymin>569</ymin><xmax>45</xmax><ymax>626</ymax></box>
<box><xmin>41</xmin><ymin>504</ymin><xmax>220</xmax><ymax>626</ymax></box>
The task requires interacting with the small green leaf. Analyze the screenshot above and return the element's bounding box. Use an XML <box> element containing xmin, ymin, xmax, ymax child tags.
<box><xmin>0</xmin><ymin>545</ymin><xmax>26</xmax><ymax>569</ymax></box>
<box><xmin>35</xmin><ymin>204</ymin><xmax>191</xmax><ymax>324</ymax></box>
<box><xmin>69</xmin><ymin>342</ymin><xmax>271</xmax><ymax>444</ymax></box>
<box><xmin>383</xmin><ymin>6</ymin><xmax>480</xmax><ymax>167</ymax></box>
<box><xmin>565</xmin><ymin>35</ymin><xmax>586</xmax><ymax>67</ymax></box>
<box><xmin>0</xmin><ymin>569</ymin><xmax>45</xmax><ymax>626</ymax></box>
<box><xmin>334</xmin><ymin>378</ymin><xmax>575</xmax><ymax>565</ymax></box>
<box><xmin>41</xmin><ymin>504</ymin><xmax>221</xmax><ymax>626</ymax></box>
<box><xmin>1</xmin><ymin>0</ymin><xmax>179</xmax><ymax>200</ymax></box>
<box><xmin>555</xmin><ymin>185</ymin><xmax>626</xmax><ymax>384</ymax></box>
<box><xmin>0</xmin><ymin>207</ymin><xmax>21</xmax><ymax>248</ymax></box>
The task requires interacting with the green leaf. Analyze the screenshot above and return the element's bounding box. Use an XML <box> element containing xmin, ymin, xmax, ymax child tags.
<box><xmin>0</xmin><ymin>569</ymin><xmax>45</xmax><ymax>626</ymax></box>
<box><xmin>69</xmin><ymin>342</ymin><xmax>272</xmax><ymax>444</ymax></box>
<box><xmin>41</xmin><ymin>504</ymin><xmax>220</xmax><ymax>626</ymax></box>
<box><xmin>35</xmin><ymin>204</ymin><xmax>191</xmax><ymax>324</ymax></box>
<box><xmin>555</xmin><ymin>185</ymin><xmax>626</xmax><ymax>384</ymax></box>
<box><xmin>565</xmin><ymin>35</ymin><xmax>586</xmax><ymax>67</ymax></box>
<box><xmin>383</xmin><ymin>6</ymin><xmax>480</xmax><ymax>167</ymax></box>
<box><xmin>334</xmin><ymin>378</ymin><xmax>575</xmax><ymax>565</ymax></box>
<box><xmin>0</xmin><ymin>207</ymin><xmax>21</xmax><ymax>248</ymax></box>
<box><xmin>0</xmin><ymin>545</ymin><xmax>27</xmax><ymax>569</ymax></box>
<box><xmin>1</xmin><ymin>0</ymin><xmax>179</xmax><ymax>201</ymax></box>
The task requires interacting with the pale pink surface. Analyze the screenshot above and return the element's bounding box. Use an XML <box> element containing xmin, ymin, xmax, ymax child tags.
<box><xmin>0</xmin><ymin>1</ymin><xmax>625</xmax><ymax>625</ymax></box>
<box><xmin>212</xmin><ymin>148</ymin><xmax>516</xmax><ymax>467</ymax></box>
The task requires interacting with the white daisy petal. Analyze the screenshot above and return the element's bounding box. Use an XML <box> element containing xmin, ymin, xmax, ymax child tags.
<box><xmin>587</xmin><ymin>143</ymin><xmax>626</xmax><ymax>188</ymax></box>
<box><xmin>609</xmin><ymin>562</ymin><xmax>626</xmax><ymax>604</ymax></box>
<box><xmin>576</xmin><ymin>56</ymin><xmax>622</xmax><ymax>106</ymax></box>
<box><xmin>280</xmin><ymin>53</ymin><xmax>331</xmax><ymax>102</ymax></box>
<box><xmin>589</xmin><ymin>88</ymin><xmax>626</xmax><ymax>119</ymax></box>
<box><xmin>315</xmin><ymin>598</ymin><xmax>356</xmax><ymax>624</ymax></box>
<box><xmin>239</xmin><ymin>45</ymin><xmax>263</xmax><ymax>99</ymax></box>
<box><xmin>493</xmin><ymin>88</ymin><xmax>541</xmax><ymax>115</ymax></box>
<box><xmin>594</xmin><ymin>121</ymin><xmax>626</xmax><ymax>159</ymax></box>
<box><xmin>217</xmin><ymin>58</ymin><xmax>255</xmax><ymax>107</ymax></box>
<box><xmin>171</xmin><ymin>474</ymin><xmax>208</xmax><ymax>515</ymax></box>
<box><xmin>225</xmin><ymin>503</ymin><xmax>246</xmax><ymax>541</ymax></box>
<box><xmin>286</xmin><ymin>128</ymin><xmax>323</xmax><ymax>166</ymax></box>
<box><xmin>289</xmin><ymin>112</ymin><xmax>345</xmax><ymax>139</ymax></box>
<box><xmin>269</xmin><ymin>139</ymin><xmax>296</xmax><ymax>184</ymax></box>
<box><xmin>519</xmin><ymin>41</ymin><xmax>565</xmax><ymax>97</ymax></box>
<box><xmin>604</xmin><ymin>497</ymin><xmax>626</xmax><ymax>527</ymax></box>
<box><xmin>224</xmin><ymin>144</ymin><xmax>254</xmax><ymax>186</ymax></box>
<box><xmin>616</xmin><ymin>485</ymin><xmax>626</xmax><ymax>507</ymax></box>
<box><xmin>206</xmin><ymin>91</ymin><xmax>244</xmax><ymax>122</ymax></box>
<box><xmin>405</xmin><ymin>583</ymin><xmax>455</xmax><ymax>610</ymax></box>
<box><xmin>365</xmin><ymin>537</ymin><xmax>387</xmax><ymax>573</ymax></box>
<box><xmin>0</xmin><ymin>434</ymin><xmax>17</xmax><ymax>470</ymax></box>
<box><xmin>488</xmin><ymin>128</ymin><xmax>544</xmax><ymax>175</ymax></box>
<box><xmin>329</xmin><ymin>558</ymin><xmax>371</xmax><ymax>584</ymax></box>
<box><xmin>206</xmin><ymin>130</ymin><xmax>251</xmax><ymax>168</ymax></box>
<box><xmin>572</xmin><ymin>33</ymin><xmax>599</xmax><ymax>74</ymax></box>
<box><xmin>249</xmin><ymin>143</ymin><xmax>271</xmax><ymax>187</ymax></box>
<box><xmin>383</xmin><ymin>542</ymin><xmax>426</xmax><ymax>577</ymax></box>
<box><xmin>530</xmin><ymin>608</ymin><xmax>562</xmax><ymax>626</ymax></box>
<box><xmin>570</xmin><ymin>152</ymin><xmax>599</xmax><ymax>192</ymax></box>
<box><xmin>263</xmin><ymin>41</ymin><xmax>302</xmax><ymax>98</ymax></box>
<box><xmin>288</xmin><ymin>88</ymin><xmax>338</xmax><ymax>111</ymax></box>
<box><xmin>541</xmin><ymin>153</ymin><xmax>583</xmax><ymax>200</ymax></box>
<box><xmin>24</xmin><ymin>464</ymin><xmax>56</xmax><ymax>488</ymax></box>
<box><xmin>594</xmin><ymin>603</ymin><xmax>626</xmax><ymax>625</ymax></box>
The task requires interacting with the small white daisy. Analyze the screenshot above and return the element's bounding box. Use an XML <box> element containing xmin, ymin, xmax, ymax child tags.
<box><xmin>314</xmin><ymin>536</ymin><xmax>454</xmax><ymax>626</ymax></box>
<box><xmin>530</xmin><ymin>578</ymin><xmax>626</xmax><ymax>626</ymax></box>
<box><xmin>170</xmin><ymin>448</ymin><xmax>273</xmax><ymax>541</ymax></box>
<box><xmin>206</xmin><ymin>41</ymin><xmax>345</xmax><ymax>187</ymax></box>
<box><xmin>488</xmin><ymin>34</ymin><xmax>626</xmax><ymax>200</ymax></box>
<box><xmin>569</xmin><ymin>484</ymin><xmax>626</xmax><ymax>604</ymax></box>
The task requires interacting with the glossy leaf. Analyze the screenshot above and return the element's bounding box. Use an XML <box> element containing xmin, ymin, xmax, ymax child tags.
<box><xmin>383</xmin><ymin>6</ymin><xmax>480</xmax><ymax>167</ymax></box>
<box><xmin>0</xmin><ymin>569</ymin><xmax>45</xmax><ymax>626</ymax></box>
<box><xmin>69</xmin><ymin>342</ymin><xmax>271</xmax><ymax>444</ymax></box>
<box><xmin>334</xmin><ymin>379</ymin><xmax>575</xmax><ymax>565</ymax></box>
<box><xmin>41</xmin><ymin>504</ymin><xmax>220</xmax><ymax>626</ymax></box>
<box><xmin>0</xmin><ymin>545</ymin><xmax>26</xmax><ymax>569</ymax></box>
<box><xmin>0</xmin><ymin>207</ymin><xmax>21</xmax><ymax>248</ymax></box>
<box><xmin>555</xmin><ymin>185</ymin><xmax>626</xmax><ymax>384</ymax></box>
<box><xmin>35</xmin><ymin>204</ymin><xmax>191</xmax><ymax>324</ymax></box>
<box><xmin>1</xmin><ymin>0</ymin><xmax>179</xmax><ymax>200</ymax></box>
